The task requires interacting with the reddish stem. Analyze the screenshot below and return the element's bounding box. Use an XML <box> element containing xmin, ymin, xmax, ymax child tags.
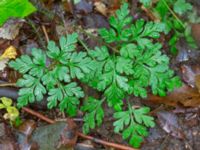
<box><xmin>22</xmin><ymin>107</ymin><xmax>55</xmax><ymax>124</ymax></box>
<box><xmin>22</xmin><ymin>107</ymin><xmax>138</xmax><ymax>150</ymax></box>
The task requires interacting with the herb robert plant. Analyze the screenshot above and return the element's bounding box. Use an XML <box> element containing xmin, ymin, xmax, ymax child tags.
<box><xmin>9</xmin><ymin>3</ymin><xmax>182</xmax><ymax>148</ymax></box>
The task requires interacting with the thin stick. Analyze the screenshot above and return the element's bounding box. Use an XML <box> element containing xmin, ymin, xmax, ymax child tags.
<box><xmin>22</xmin><ymin>107</ymin><xmax>138</xmax><ymax>150</ymax></box>
<box><xmin>77</xmin><ymin>132</ymin><xmax>137</xmax><ymax>150</ymax></box>
<box><xmin>42</xmin><ymin>25</ymin><xmax>49</xmax><ymax>42</ymax></box>
<box><xmin>22</xmin><ymin>107</ymin><xmax>54</xmax><ymax>124</ymax></box>
<box><xmin>0</xmin><ymin>83</ymin><xmax>16</xmax><ymax>87</ymax></box>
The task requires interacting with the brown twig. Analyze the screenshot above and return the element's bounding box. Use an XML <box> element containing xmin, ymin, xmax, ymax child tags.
<box><xmin>0</xmin><ymin>83</ymin><xmax>17</xmax><ymax>87</ymax></box>
<box><xmin>22</xmin><ymin>107</ymin><xmax>138</xmax><ymax>150</ymax></box>
<box><xmin>41</xmin><ymin>25</ymin><xmax>49</xmax><ymax>42</ymax></box>
<box><xmin>22</xmin><ymin>107</ymin><xmax>54</xmax><ymax>124</ymax></box>
<box><xmin>141</xmin><ymin>6</ymin><xmax>159</xmax><ymax>21</ymax></box>
<box><xmin>77</xmin><ymin>132</ymin><xmax>137</xmax><ymax>150</ymax></box>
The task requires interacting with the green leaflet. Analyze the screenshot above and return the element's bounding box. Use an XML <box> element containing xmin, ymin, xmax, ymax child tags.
<box><xmin>47</xmin><ymin>83</ymin><xmax>83</xmax><ymax>116</ymax></box>
<box><xmin>173</xmin><ymin>0</ymin><xmax>192</xmax><ymax>15</ymax></box>
<box><xmin>113</xmin><ymin>105</ymin><xmax>155</xmax><ymax>148</ymax></box>
<box><xmin>99</xmin><ymin>3</ymin><xmax>132</xmax><ymax>43</ymax></box>
<box><xmin>9</xmin><ymin>55</ymin><xmax>34</xmax><ymax>74</ymax></box>
<box><xmin>65</xmin><ymin>52</ymin><xmax>94</xmax><ymax>79</ymax></box>
<box><xmin>9</xmin><ymin>33</ymin><xmax>89</xmax><ymax>116</ymax></box>
<box><xmin>17</xmin><ymin>75</ymin><xmax>46</xmax><ymax>107</ymax></box>
<box><xmin>139</xmin><ymin>0</ymin><xmax>152</xmax><ymax>7</ymax></box>
<box><xmin>47</xmin><ymin>34</ymin><xmax>94</xmax><ymax>79</ymax></box>
<box><xmin>152</xmin><ymin>0</ymin><xmax>198</xmax><ymax>53</ymax></box>
<box><xmin>59</xmin><ymin>97</ymin><xmax>80</xmax><ymax>116</ymax></box>
<box><xmin>0</xmin><ymin>0</ymin><xmax>36</xmax><ymax>26</ymax></box>
<box><xmin>9</xmin><ymin>48</ymin><xmax>46</xmax><ymax>78</ymax></box>
<box><xmin>81</xmin><ymin>97</ymin><xmax>104</xmax><ymax>134</ymax></box>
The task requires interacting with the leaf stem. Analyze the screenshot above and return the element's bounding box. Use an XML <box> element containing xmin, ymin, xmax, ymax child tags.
<box><xmin>161</xmin><ymin>0</ymin><xmax>185</xmax><ymax>29</ymax></box>
<box><xmin>126</xmin><ymin>97</ymin><xmax>136</xmax><ymax>126</ymax></box>
<box><xmin>77</xmin><ymin>37</ymin><xmax>97</xmax><ymax>61</ymax></box>
<box><xmin>78</xmin><ymin>38</ymin><xmax>90</xmax><ymax>53</ymax></box>
<box><xmin>75</xmin><ymin>27</ymin><xmax>119</xmax><ymax>53</ymax></box>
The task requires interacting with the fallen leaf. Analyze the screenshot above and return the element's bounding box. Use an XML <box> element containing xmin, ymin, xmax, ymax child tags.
<box><xmin>59</xmin><ymin>119</ymin><xmax>78</xmax><ymax>148</ymax></box>
<box><xmin>94</xmin><ymin>2</ymin><xmax>107</xmax><ymax>16</ymax></box>
<box><xmin>195</xmin><ymin>74</ymin><xmax>200</xmax><ymax>92</ymax></box>
<box><xmin>16</xmin><ymin>120</ymin><xmax>39</xmax><ymax>150</ymax></box>
<box><xmin>0</xmin><ymin>46</ymin><xmax>17</xmax><ymax>59</ymax></box>
<box><xmin>157</xmin><ymin>111</ymin><xmax>185</xmax><ymax>139</ymax></box>
<box><xmin>0</xmin><ymin>46</ymin><xmax>17</xmax><ymax>71</ymax></box>
<box><xmin>0</xmin><ymin>59</ymin><xmax>8</xmax><ymax>71</ymax></box>
<box><xmin>0</xmin><ymin>123</ymin><xmax>19</xmax><ymax>150</ymax></box>
<box><xmin>17</xmin><ymin>120</ymin><xmax>36</xmax><ymax>137</ymax></box>
<box><xmin>82</xmin><ymin>14</ymin><xmax>109</xmax><ymax>28</ymax></box>
<box><xmin>62</xmin><ymin>0</ymin><xmax>73</xmax><ymax>14</ymax></box>
<box><xmin>192</xmin><ymin>23</ymin><xmax>200</xmax><ymax>47</ymax></box>
<box><xmin>148</xmin><ymin>84</ymin><xmax>200</xmax><ymax>107</ymax></box>
<box><xmin>0</xmin><ymin>19</ymin><xmax>24</xmax><ymax>40</ymax></box>
<box><xmin>181</xmin><ymin>64</ymin><xmax>200</xmax><ymax>88</ymax></box>
<box><xmin>74</xmin><ymin>0</ymin><xmax>93</xmax><ymax>14</ymax></box>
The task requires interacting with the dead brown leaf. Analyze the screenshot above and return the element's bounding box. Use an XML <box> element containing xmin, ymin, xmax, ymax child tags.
<box><xmin>0</xmin><ymin>46</ymin><xmax>17</xmax><ymax>71</ymax></box>
<box><xmin>157</xmin><ymin>111</ymin><xmax>185</xmax><ymax>139</ymax></box>
<box><xmin>192</xmin><ymin>23</ymin><xmax>200</xmax><ymax>47</ymax></box>
<box><xmin>148</xmin><ymin>84</ymin><xmax>200</xmax><ymax>107</ymax></box>
<box><xmin>195</xmin><ymin>74</ymin><xmax>200</xmax><ymax>92</ymax></box>
<box><xmin>181</xmin><ymin>64</ymin><xmax>200</xmax><ymax>88</ymax></box>
<box><xmin>94</xmin><ymin>2</ymin><xmax>107</xmax><ymax>16</ymax></box>
<box><xmin>0</xmin><ymin>19</ymin><xmax>24</xmax><ymax>40</ymax></box>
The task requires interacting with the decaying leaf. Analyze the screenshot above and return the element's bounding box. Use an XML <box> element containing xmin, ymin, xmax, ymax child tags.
<box><xmin>148</xmin><ymin>64</ymin><xmax>200</xmax><ymax>107</ymax></box>
<box><xmin>181</xmin><ymin>64</ymin><xmax>200</xmax><ymax>88</ymax></box>
<box><xmin>0</xmin><ymin>46</ymin><xmax>17</xmax><ymax>60</ymax></box>
<box><xmin>94</xmin><ymin>2</ymin><xmax>107</xmax><ymax>16</ymax></box>
<box><xmin>157</xmin><ymin>111</ymin><xmax>185</xmax><ymax>139</ymax></box>
<box><xmin>0</xmin><ymin>19</ymin><xmax>24</xmax><ymax>40</ymax></box>
<box><xmin>0</xmin><ymin>123</ymin><xmax>18</xmax><ymax>150</ymax></box>
<box><xmin>74</xmin><ymin>0</ymin><xmax>93</xmax><ymax>14</ymax></box>
<box><xmin>17</xmin><ymin>120</ymin><xmax>36</xmax><ymax>137</ymax></box>
<box><xmin>192</xmin><ymin>23</ymin><xmax>200</xmax><ymax>47</ymax></box>
<box><xmin>195</xmin><ymin>75</ymin><xmax>200</xmax><ymax>93</ymax></box>
<box><xmin>148</xmin><ymin>84</ymin><xmax>200</xmax><ymax>107</ymax></box>
<box><xmin>0</xmin><ymin>46</ymin><xmax>17</xmax><ymax>71</ymax></box>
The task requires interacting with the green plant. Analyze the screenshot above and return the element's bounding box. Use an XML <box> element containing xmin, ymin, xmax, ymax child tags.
<box><xmin>113</xmin><ymin>104</ymin><xmax>155</xmax><ymax>147</ymax></box>
<box><xmin>9</xmin><ymin>33</ymin><xmax>95</xmax><ymax>116</ymax></box>
<box><xmin>81</xmin><ymin>3</ymin><xmax>181</xmax><ymax>147</ymax></box>
<box><xmin>140</xmin><ymin>0</ymin><xmax>199</xmax><ymax>54</ymax></box>
<box><xmin>0</xmin><ymin>97</ymin><xmax>19</xmax><ymax>123</ymax></box>
<box><xmin>0</xmin><ymin>0</ymin><xmax>36</xmax><ymax>26</ymax></box>
<box><xmin>9</xmin><ymin>3</ymin><xmax>182</xmax><ymax>148</ymax></box>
